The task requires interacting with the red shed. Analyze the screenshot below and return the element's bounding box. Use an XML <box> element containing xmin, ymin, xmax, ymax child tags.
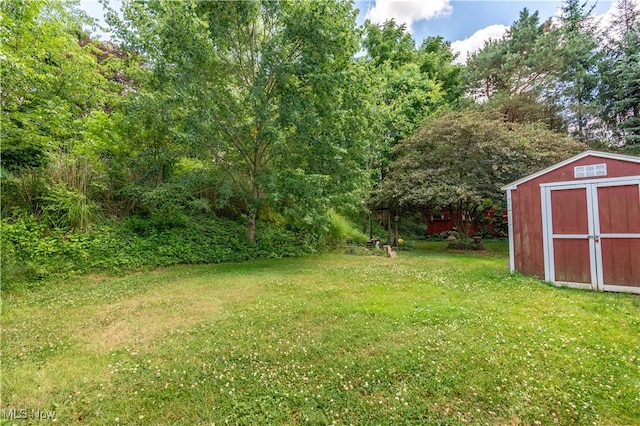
<box><xmin>502</xmin><ymin>150</ymin><xmax>640</xmax><ymax>293</ymax></box>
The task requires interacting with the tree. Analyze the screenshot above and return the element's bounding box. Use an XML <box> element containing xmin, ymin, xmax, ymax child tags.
<box><xmin>107</xmin><ymin>0</ymin><xmax>365</xmax><ymax>241</ymax></box>
<box><xmin>556</xmin><ymin>0</ymin><xmax>602</xmax><ymax>145</ymax></box>
<box><xmin>417</xmin><ymin>36</ymin><xmax>464</xmax><ymax>106</ymax></box>
<box><xmin>362</xmin><ymin>19</ymin><xmax>415</xmax><ymax>68</ymax></box>
<box><xmin>599</xmin><ymin>0</ymin><xmax>640</xmax><ymax>153</ymax></box>
<box><xmin>361</xmin><ymin>22</ymin><xmax>461</xmax><ymax>183</ymax></box>
<box><xmin>0</xmin><ymin>0</ymin><xmax>132</xmax><ymax>228</ymax></box>
<box><xmin>614</xmin><ymin>30</ymin><xmax>640</xmax><ymax>152</ymax></box>
<box><xmin>371</xmin><ymin>109</ymin><xmax>585</xmax><ymax>238</ymax></box>
<box><xmin>463</xmin><ymin>8</ymin><xmax>566</xmax><ymax>129</ymax></box>
<box><xmin>0</xmin><ymin>0</ymin><xmax>108</xmax><ymax>171</ymax></box>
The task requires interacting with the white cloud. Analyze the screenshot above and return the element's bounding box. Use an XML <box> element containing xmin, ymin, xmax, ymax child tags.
<box><xmin>592</xmin><ymin>0</ymin><xmax>640</xmax><ymax>40</ymax></box>
<box><xmin>451</xmin><ymin>24</ymin><xmax>508</xmax><ymax>64</ymax></box>
<box><xmin>365</xmin><ymin>0</ymin><xmax>452</xmax><ymax>32</ymax></box>
<box><xmin>447</xmin><ymin>0</ymin><xmax>640</xmax><ymax>65</ymax></box>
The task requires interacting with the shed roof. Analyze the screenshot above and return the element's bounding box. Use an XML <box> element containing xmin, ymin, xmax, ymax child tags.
<box><xmin>501</xmin><ymin>150</ymin><xmax>640</xmax><ymax>191</ymax></box>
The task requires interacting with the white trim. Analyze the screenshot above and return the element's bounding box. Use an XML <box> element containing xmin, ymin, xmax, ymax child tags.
<box><xmin>551</xmin><ymin>234</ymin><xmax>590</xmax><ymax>239</ymax></box>
<box><xmin>506</xmin><ymin>190</ymin><xmax>515</xmax><ymax>273</ymax></box>
<box><xmin>595</xmin><ymin>177</ymin><xmax>640</xmax><ymax>187</ymax></box>
<box><xmin>589</xmin><ymin>186</ymin><xmax>602</xmax><ymax>290</ymax></box>
<box><xmin>553</xmin><ymin>281</ymin><xmax>596</xmax><ymax>291</ymax></box>
<box><xmin>602</xmin><ymin>284</ymin><xmax>640</xmax><ymax>294</ymax></box>
<box><xmin>600</xmin><ymin>233</ymin><xmax>640</xmax><ymax>239</ymax></box>
<box><xmin>540</xmin><ymin>175</ymin><xmax>640</xmax><ymax>188</ymax></box>
<box><xmin>502</xmin><ymin>151</ymin><xmax>640</xmax><ymax>191</ymax></box>
<box><xmin>541</xmin><ymin>187</ymin><xmax>553</xmax><ymax>282</ymax></box>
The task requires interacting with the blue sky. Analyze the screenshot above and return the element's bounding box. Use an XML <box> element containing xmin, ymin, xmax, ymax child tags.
<box><xmin>81</xmin><ymin>0</ymin><xmax>624</xmax><ymax>62</ymax></box>
<box><xmin>354</xmin><ymin>0</ymin><xmax>622</xmax><ymax>61</ymax></box>
<box><xmin>356</xmin><ymin>1</ymin><xmax>613</xmax><ymax>42</ymax></box>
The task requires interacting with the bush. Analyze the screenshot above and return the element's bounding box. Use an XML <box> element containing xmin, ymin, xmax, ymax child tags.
<box><xmin>1</xmin><ymin>216</ymin><xmax>315</xmax><ymax>290</ymax></box>
<box><xmin>439</xmin><ymin>230</ymin><xmax>460</xmax><ymax>240</ymax></box>
<box><xmin>396</xmin><ymin>212</ymin><xmax>428</xmax><ymax>239</ymax></box>
<box><xmin>447</xmin><ymin>238</ymin><xmax>484</xmax><ymax>250</ymax></box>
<box><xmin>344</xmin><ymin>245</ymin><xmax>385</xmax><ymax>256</ymax></box>
<box><xmin>41</xmin><ymin>183</ymin><xmax>99</xmax><ymax>231</ymax></box>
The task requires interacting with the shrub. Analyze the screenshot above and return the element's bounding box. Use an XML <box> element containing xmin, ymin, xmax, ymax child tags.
<box><xmin>41</xmin><ymin>183</ymin><xmax>99</xmax><ymax>231</ymax></box>
<box><xmin>439</xmin><ymin>230</ymin><xmax>460</xmax><ymax>240</ymax></box>
<box><xmin>1</xmin><ymin>216</ymin><xmax>315</xmax><ymax>290</ymax></box>
<box><xmin>396</xmin><ymin>212</ymin><xmax>428</xmax><ymax>239</ymax></box>
<box><xmin>448</xmin><ymin>238</ymin><xmax>484</xmax><ymax>250</ymax></box>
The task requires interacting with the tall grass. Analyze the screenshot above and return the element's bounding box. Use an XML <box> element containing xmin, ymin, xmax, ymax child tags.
<box><xmin>326</xmin><ymin>209</ymin><xmax>368</xmax><ymax>247</ymax></box>
<box><xmin>46</xmin><ymin>154</ymin><xmax>101</xmax><ymax>231</ymax></box>
<box><xmin>2</xmin><ymin>154</ymin><xmax>101</xmax><ymax>231</ymax></box>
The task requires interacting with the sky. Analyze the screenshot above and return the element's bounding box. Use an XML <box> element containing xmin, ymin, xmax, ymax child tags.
<box><xmin>80</xmin><ymin>0</ymin><xmax>627</xmax><ymax>63</ymax></box>
<box><xmin>355</xmin><ymin>0</ymin><xmax>620</xmax><ymax>62</ymax></box>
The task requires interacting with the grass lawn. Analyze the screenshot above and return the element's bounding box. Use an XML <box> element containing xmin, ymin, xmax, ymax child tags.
<box><xmin>2</xmin><ymin>242</ymin><xmax>639</xmax><ymax>425</ymax></box>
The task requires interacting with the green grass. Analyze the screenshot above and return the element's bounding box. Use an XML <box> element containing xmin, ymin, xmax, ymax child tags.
<box><xmin>2</xmin><ymin>242</ymin><xmax>639</xmax><ymax>425</ymax></box>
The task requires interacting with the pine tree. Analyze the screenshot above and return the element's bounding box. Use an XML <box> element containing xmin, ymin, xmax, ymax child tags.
<box><xmin>598</xmin><ymin>0</ymin><xmax>640</xmax><ymax>152</ymax></box>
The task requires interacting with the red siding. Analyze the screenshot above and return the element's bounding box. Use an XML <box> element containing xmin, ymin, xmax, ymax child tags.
<box><xmin>551</xmin><ymin>189</ymin><xmax>589</xmax><ymax>234</ymax></box>
<box><xmin>426</xmin><ymin>209</ymin><xmax>506</xmax><ymax>237</ymax></box>
<box><xmin>598</xmin><ymin>184</ymin><xmax>640</xmax><ymax>287</ymax></box>
<box><xmin>601</xmin><ymin>239</ymin><xmax>640</xmax><ymax>287</ymax></box>
<box><xmin>553</xmin><ymin>239</ymin><xmax>591</xmax><ymax>283</ymax></box>
<box><xmin>598</xmin><ymin>184</ymin><xmax>640</xmax><ymax>234</ymax></box>
<box><xmin>550</xmin><ymin>187</ymin><xmax>591</xmax><ymax>284</ymax></box>
<box><xmin>511</xmin><ymin>183</ymin><xmax>545</xmax><ymax>278</ymax></box>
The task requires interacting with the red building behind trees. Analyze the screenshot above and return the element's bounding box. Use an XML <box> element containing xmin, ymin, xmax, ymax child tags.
<box><xmin>426</xmin><ymin>209</ymin><xmax>508</xmax><ymax>239</ymax></box>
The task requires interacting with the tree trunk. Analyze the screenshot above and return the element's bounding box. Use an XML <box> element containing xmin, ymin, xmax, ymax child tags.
<box><xmin>248</xmin><ymin>181</ymin><xmax>260</xmax><ymax>243</ymax></box>
<box><xmin>394</xmin><ymin>211</ymin><xmax>399</xmax><ymax>247</ymax></box>
<box><xmin>451</xmin><ymin>207</ymin><xmax>472</xmax><ymax>239</ymax></box>
<box><xmin>247</xmin><ymin>209</ymin><xmax>256</xmax><ymax>243</ymax></box>
<box><xmin>362</xmin><ymin>212</ymin><xmax>368</xmax><ymax>235</ymax></box>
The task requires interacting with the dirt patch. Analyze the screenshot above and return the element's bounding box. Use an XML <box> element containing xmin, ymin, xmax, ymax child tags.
<box><xmin>79</xmin><ymin>284</ymin><xmax>254</xmax><ymax>352</ymax></box>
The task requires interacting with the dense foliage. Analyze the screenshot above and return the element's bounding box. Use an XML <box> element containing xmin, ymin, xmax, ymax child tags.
<box><xmin>462</xmin><ymin>1</ymin><xmax>640</xmax><ymax>149</ymax></box>
<box><xmin>104</xmin><ymin>0</ymin><xmax>370</xmax><ymax>242</ymax></box>
<box><xmin>370</xmin><ymin>109</ymin><xmax>585</xmax><ymax>237</ymax></box>
<box><xmin>0</xmin><ymin>216</ymin><xmax>312</xmax><ymax>290</ymax></box>
<box><xmin>1</xmin><ymin>0</ymin><xmax>639</xmax><ymax>285</ymax></box>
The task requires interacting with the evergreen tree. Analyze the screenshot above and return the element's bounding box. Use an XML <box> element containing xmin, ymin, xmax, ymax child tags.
<box><xmin>463</xmin><ymin>8</ymin><xmax>566</xmax><ymax>129</ymax></box>
<box><xmin>557</xmin><ymin>0</ymin><xmax>602</xmax><ymax>146</ymax></box>
<box><xmin>599</xmin><ymin>0</ymin><xmax>640</xmax><ymax>152</ymax></box>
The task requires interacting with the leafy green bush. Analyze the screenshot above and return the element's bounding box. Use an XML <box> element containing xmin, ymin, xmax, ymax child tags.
<box><xmin>0</xmin><ymin>219</ymin><xmax>62</xmax><ymax>286</ymax></box>
<box><xmin>343</xmin><ymin>245</ymin><xmax>385</xmax><ymax>256</ymax></box>
<box><xmin>447</xmin><ymin>238</ymin><xmax>484</xmax><ymax>250</ymax></box>
<box><xmin>439</xmin><ymin>230</ymin><xmax>460</xmax><ymax>240</ymax></box>
<box><xmin>1</xmin><ymin>216</ymin><xmax>315</xmax><ymax>290</ymax></box>
<box><xmin>396</xmin><ymin>212</ymin><xmax>428</xmax><ymax>239</ymax></box>
<box><xmin>0</xmin><ymin>224</ymin><xmax>18</xmax><ymax>282</ymax></box>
